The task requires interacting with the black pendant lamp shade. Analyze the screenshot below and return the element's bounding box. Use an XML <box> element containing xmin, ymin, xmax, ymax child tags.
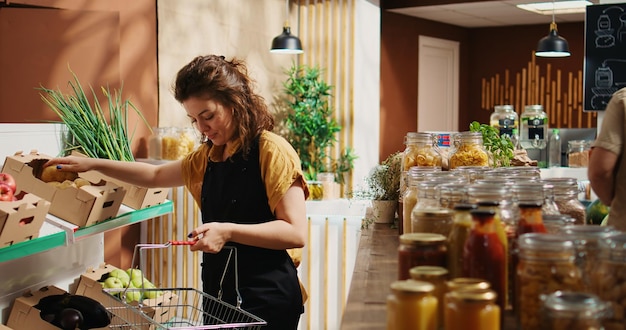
<box><xmin>271</xmin><ymin>26</ymin><xmax>303</xmax><ymax>54</ymax></box>
<box><xmin>535</xmin><ymin>22</ymin><xmax>571</xmax><ymax>57</ymax></box>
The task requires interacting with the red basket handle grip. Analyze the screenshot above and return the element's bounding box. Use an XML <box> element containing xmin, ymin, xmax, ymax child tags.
<box><xmin>168</xmin><ymin>240</ymin><xmax>197</xmax><ymax>245</ymax></box>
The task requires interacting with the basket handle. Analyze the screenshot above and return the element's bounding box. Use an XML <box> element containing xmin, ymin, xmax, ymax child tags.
<box><xmin>128</xmin><ymin>243</ymin><xmax>244</xmax><ymax>309</ymax></box>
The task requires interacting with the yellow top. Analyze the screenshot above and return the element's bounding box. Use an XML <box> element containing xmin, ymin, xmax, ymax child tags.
<box><xmin>181</xmin><ymin>130</ymin><xmax>308</xmax><ymax>213</ymax></box>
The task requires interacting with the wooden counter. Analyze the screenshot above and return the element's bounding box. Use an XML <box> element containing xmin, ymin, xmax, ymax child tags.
<box><xmin>340</xmin><ymin>223</ymin><xmax>517</xmax><ymax>329</ymax></box>
<box><xmin>340</xmin><ymin>223</ymin><xmax>398</xmax><ymax>329</ymax></box>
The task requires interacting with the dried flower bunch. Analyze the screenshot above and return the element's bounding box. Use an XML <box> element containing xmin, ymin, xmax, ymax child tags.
<box><xmin>359</xmin><ymin>152</ymin><xmax>403</xmax><ymax>201</ymax></box>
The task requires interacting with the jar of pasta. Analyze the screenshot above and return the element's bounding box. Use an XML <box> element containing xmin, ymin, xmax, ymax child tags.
<box><xmin>444</xmin><ymin>288</ymin><xmax>501</xmax><ymax>330</ymax></box>
<box><xmin>398</xmin><ymin>233</ymin><xmax>447</xmax><ymax>280</ymax></box>
<box><xmin>540</xmin><ymin>291</ymin><xmax>611</xmax><ymax>330</ymax></box>
<box><xmin>591</xmin><ymin>233</ymin><xmax>626</xmax><ymax>329</ymax></box>
<box><xmin>448</xmin><ymin>132</ymin><xmax>489</xmax><ymax>169</ymax></box>
<box><xmin>410</xmin><ymin>266</ymin><xmax>449</xmax><ymax>329</ymax></box>
<box><xmin>517</xmin><ymin>233</ymin><xmax>583</xmax><ymax>330</ymax></box>
<box><xmin>402</xmin><ymin>132</ymin><xmax>443</xmax><ymax>170</ymax></box>
<box><xmin>386</xmin><ymin>280</ymin><xmax>438</xmax><ymax>330</ymax></box>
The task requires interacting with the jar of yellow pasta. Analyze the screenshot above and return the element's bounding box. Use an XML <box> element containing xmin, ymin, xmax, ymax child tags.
<box><xmin>386</xmin><ymin>280</ymin><xmax>438</xmax><ymax>330</ymax></box>
<box><xmin>448</xmin><ymin>132</ymin><xmax>489</xmax><ymax>170</ymax></box>
<box><xmin>402</xmin><ymin>132</ymin><xmax>443</xmax><ymax>170</ymax></box>
<box><xmin>161</xmin><ymin>127</ymin><xmax>198</xmax><ymax>160</ymax></box>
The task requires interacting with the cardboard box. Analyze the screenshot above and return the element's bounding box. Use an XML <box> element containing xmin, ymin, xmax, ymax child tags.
<box><xmin>6</xmin><ymin>286</ymin><xmax>109</xmax><ymax>330</ymax></box>
<box><xmin>101</xmin><ymin>176</ymin><xmax>170</xmax><ymax>210</ymax></box>
<box><xmin>0</xmin><ymin>192</ymin><xmax>51</xmax><ymax>247</ymax></box>
<box><xmin>75</xmin><ymin>264</ymin><xmax>177</xmax><ymax>328</ymax></box>
<box><xmin>69</xmin><ymin>152</ymin><xmax>170</xmax><ymax>210</ymax></box>
<box><xmin>1</xmin><ymin>151</ymin><xmax>126</xmax><ymax>228</ymax></box>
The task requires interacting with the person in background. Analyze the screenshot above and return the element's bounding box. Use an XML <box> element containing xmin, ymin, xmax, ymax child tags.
<box><xmin>588</xmin><ymin>87</ymin><xmax>626</xmax><ymax>231</ymax></box>
<box><xmin>45</xmin><ymin>55</ymin><xmax>308</xmax><ymax>329</ymax></box>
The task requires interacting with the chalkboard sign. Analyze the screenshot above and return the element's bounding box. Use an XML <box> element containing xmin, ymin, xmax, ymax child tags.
<box><xmin>583</xmin><ymin>3</ymin><xmax>626</xmax><ymax>111</ymax></box>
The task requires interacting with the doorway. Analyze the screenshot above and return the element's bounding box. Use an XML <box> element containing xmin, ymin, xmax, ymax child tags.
<box><xmin>417</xmin><ymin>36</ymin><xmax>460</xmax><ymax>132</ymax></box>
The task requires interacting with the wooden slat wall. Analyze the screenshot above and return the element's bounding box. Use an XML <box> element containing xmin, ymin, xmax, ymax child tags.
<box><xmin>480</xmin><ymin>52</ymin><xmax>595</xmax><ymax>128</ymax></box>
<box><xmin>297</xmin><ymin>0</ymin><xmax>356</xmax><ymax>193</ymax></box>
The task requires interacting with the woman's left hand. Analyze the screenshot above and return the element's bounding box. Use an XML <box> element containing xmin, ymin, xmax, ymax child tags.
<box><xmin>188</xmin><ymin>222</ymin><xmax>232</xmax><ymax>253</ymax></box>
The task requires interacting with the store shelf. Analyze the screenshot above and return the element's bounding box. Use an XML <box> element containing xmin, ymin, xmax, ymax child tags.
<box><xmin>0</xmin><ymin>200</ymin><xmax>173</xmax><ymax>263</ymax></box>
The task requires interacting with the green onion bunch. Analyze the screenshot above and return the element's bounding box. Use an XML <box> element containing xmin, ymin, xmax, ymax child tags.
<box><xmin>39</xmin><ymin>70</ymin><xmax>150</xmax><ymax>161</ymax></box>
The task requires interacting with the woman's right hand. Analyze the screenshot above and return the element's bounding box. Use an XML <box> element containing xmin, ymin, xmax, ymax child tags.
<box><xmin>44</xmin><ymin>156</ymin><xmax>98</xmax><ymax>173</ymax></box>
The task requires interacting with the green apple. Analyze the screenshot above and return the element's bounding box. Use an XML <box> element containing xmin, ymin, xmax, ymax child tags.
<box><xmin>144</xmin><ymin>287</ymin><xmax>163</xmax><ymax>299</ymax></box>
<box><xmin>126</xmin><ymin>268</ymin><xmax>144</xmax><ymax>281</ymax></box>
<box><xmin>103</xmin><ymin>277</ymin><xmax>124</xmax><ymax>289</ymax></box>
<box><xmin>131</xmin><ymin>276</ymin><xmax>153</xmax><ymax>289</ymax></box>
<box><xmin>124</xmin><ymin>289</ymin><xmax>143</xmax><ymax>303</ymax></box>
<box><xmin>108</xmin><ymin>269</ymin><xmax>131</xmax><ymax>287</ymax></box>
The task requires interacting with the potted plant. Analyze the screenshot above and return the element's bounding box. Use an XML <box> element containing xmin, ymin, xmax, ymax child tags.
<box><xmin>353</xmin><ymin>152</ymin><xmax>402</xmax><ymax>226</ymax></box>
<box><xmin>276</xmin><ymin>64</ymin><xmax>357</xmax><ymax>199</ymax></box>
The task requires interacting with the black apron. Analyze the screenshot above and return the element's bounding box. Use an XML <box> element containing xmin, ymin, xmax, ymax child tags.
<box><xmin>200</xmin><ymin>137</ymin><xmax>303</xmax><ymax>329</ymax></box>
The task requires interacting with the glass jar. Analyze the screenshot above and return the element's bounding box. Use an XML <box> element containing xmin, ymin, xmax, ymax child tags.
<box><xmin>542</xmin><ymin>214</ymin><xmax>576</xmax><ymax>234</ymax></box>
<box><xmin>520</xmin><ymin>104</ymin><xmax>548</xmax><ymax>150</ymax></box>
<box><xmin>544</xmin><ymin>177</ymin><xmax>586</xmax><ymax>225</ymax></box>
<box><xmin>463</xmin><ymin>209</ymin><xmax>507</xmax><ymax>311</ymax></box>
<box><xmin>490</xmin><ymin>104</ymin><xmax>518</xmax><ymax>138</ymax></box>
<box><xmin>411</xmin><ymin>208</ymin><xmax>454</xmax><ymax>237</ymax></box>
<box><xmin>568</xmin><ymin>140</ymin><xmax>591</xmax><ymax>168</ymax></box>
<box><xmin>402</xmin><ymin>132</ymin><xmax>443</xmax><ymax>170</ymax></box>
<box><xmin>562</xmin><ymin>225</ymin><xmax>618</xmax><ymax>293</ymax></box>
<box><xmin>591</xmin><ymin>233</ymin><xmax>626</xmax><ymax>329</ymax></box>
<box><xmin>516</xmin><ymin>201</ymin><xmax>547</xmax><ymax>237</ymax></box>
<box><xmin>318</xmin><ymin>172</ymin><xmax>337</xmax><ymax>200</ymax></box>
<box><xmin>448</xmin><ymin>132</ymin><xmax>489</xmax><ymax>169</ymax></box>
<box><xmin>444</xmin><ymin>288</ymin><xmax>501</xmax><ymax>330</ymax></box>
<box><xmin>387</xmin><ymin>280</ymin><xmax>438</xmax><ymax>330</ymax></box>
<box><xmin>449</xmin><ymin>166</ymin><xmax>491</xmax><ymax>183</ymax></box>
<box><xmin>446</xmin><ymin>278</ymin><xmax>491</xmax><ymax>292</ymax></box>
<box><xmin>307</xmin><ymin>180</ymin><xmax>323</xmax><ymax>200</ymax></box>
<box><xmin>512</xmin><ymin>182</ymin><xmax>560</xmax><ymax>216</ymax></box>
<box><xmin>541</xmin><ymin>291</ymin><xmax>611</xmax><ymax>330</ymax></box>
<box><xmin>437</xmin><ymin>183</ymin><xmax>469</xmax><ymax>209</ymax></box>
<box><xmin>160</xmin><ymin>127</ymin><xmax>180</xmax><ymax>160</ymax></box>
<box><xmin>516</xmin><ymin>233</ymin><xmax>583</xmax><ymax>330</ymax></box>
<box><xmin>398</xmin><ymin>233</ymin><xmax>447</xmax><ymax>280</ymax></box>
<box><xmin>447</xmin><ymin>203</ymin><xmax>477</xmax><ymax>279</ymax></box>
<box><xmin>148</xmin><ymin>127</ymin><xmax>165</xmax><ymax>160</ymax></box>
<box><xmin>401</xmin><ymin>167</ymin><xmax>442</xmax><ymax>234</ymax></box>
<box><xmin>410</xmin><ymin>266</ymin><xmax>449</xmax><ymax>329</ymax></box>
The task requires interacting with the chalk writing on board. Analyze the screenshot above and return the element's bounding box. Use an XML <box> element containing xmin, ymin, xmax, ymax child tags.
<box><xmin>584</xmin><ymin>4</ymin><xmax>626</xmax><ymax>111</ymax></box>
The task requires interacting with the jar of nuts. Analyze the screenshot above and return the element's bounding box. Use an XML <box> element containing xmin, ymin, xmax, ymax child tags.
<box><xmin>540</xmin><ymin>291</ymin><xmax>611</xmax><ymax>330</ymax></box>
<box><xmin>448</xmin><ymin>132</ymin><xmax>489</xmax><ymax>170</ymax></box>
<box><xmin>591</xmin><ymin>233</ymin><xmax>626</xmax><ymax>329</ymax></box>
<box><xmin>516</xmin><ymin>233</ymin><xmax>583</xmax><ymax>330</ymax></box>
<box><xmin>568</xmin><ymin>140</ymin><xmax>591</xmax><ymax>168</ymax></box>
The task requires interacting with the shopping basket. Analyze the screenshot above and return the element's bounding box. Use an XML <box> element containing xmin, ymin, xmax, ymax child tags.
<box><xmin>102</xmin><ymin>242</ymin><xmax>267</xmax><ymax>329</ymax></box>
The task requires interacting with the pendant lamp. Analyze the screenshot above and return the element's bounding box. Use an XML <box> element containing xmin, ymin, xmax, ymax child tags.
<box><xmin>270</xmin><ymin>0</ymin><xmax>304</xmax><ymax>54</ymax></box>
<box><xmin>535</xmin><ymin>1</ymin><xmax>571</xmax><ymax>57</ymax></box>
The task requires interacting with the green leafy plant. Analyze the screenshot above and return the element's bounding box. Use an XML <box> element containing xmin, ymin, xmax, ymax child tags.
<box><xmin>280</xmin><ymin>64</ymin><xmax>356</xmax><ymax>183</ymax></box>
<box><xmin>469</xmin><ymin>121</ymin><xmax>514</xmax><ymax>167</ymax></box>
<box><xmin>39</xmin><ymin>69</ymin><xmax>150</xmax><ymax>161</ymax></box>
<box><xmin>352</xmin><ymin>152</ymin><xmax>402</xmax><ymax>201</ymax></box>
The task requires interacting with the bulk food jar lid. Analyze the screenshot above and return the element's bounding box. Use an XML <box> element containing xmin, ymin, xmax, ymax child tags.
<box><xmin>541</xmin><ymin>291</ymin><xmax>611</xmax><ymax>319</ymax></box>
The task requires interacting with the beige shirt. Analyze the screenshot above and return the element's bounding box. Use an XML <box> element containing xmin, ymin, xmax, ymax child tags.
<box><xmin>181</xmin><ymin>130</ymin><xmax>308</xmax><ymax>213</ymax></box>
<box><xmin>592</xmin><ymin>87</ymin><xmax>626</xmax><ymax>230</ymax></box>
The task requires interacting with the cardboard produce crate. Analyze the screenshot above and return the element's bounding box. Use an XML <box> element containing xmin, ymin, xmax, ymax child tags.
<box><xmin>1</xmin><ymin>151</ymin><xmax>126</xmax><ymax>228</ymax></box>
<box><xmin>6</xmin><ymin>286</ymin><xmax>109</xmax><ymax>330</ymax></box>
<box><xmin>68</xmin><ymin>152</ymin><xmax>170</xmax><ymax>210</ymax></box>
<box><xmin>75</xmin><ymin>263</ymin><xmax>177</xmax><ymax>328</ymax></box>
<box><xmin>0</xmin><ymin>192</ymin><xmax>50</xmax><ymax>247</ymax></box>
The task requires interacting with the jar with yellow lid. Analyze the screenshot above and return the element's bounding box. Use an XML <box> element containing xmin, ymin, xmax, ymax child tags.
<box><xmin>444</xmin><ymin>288</ymin><xmax>501</xmax><ymax>330</ymax></box>
<box><xmin>448</xmin><ymin>132</ymin><xmax>489</xmax><ymax>169</ymax></box>
<box><xmin>516</xmin><ymin>233</ymin><xmax>583</xmax><ymax>329</ymax></box>
<box><xmin>410</xmin><ymin>266</ymin><xmax>448</xmax><ymax>329</ymax></box>
<box><xmin>386</xmin><ymin>280</ymin><xmax>438</xmax><ymax>330</ymax></box>
<box><xmin>540</xmin><ymin>291</ymin><xmax>611</xmax><ymax>330</ymax></box>
<box><xmin>590</xmin><ymin>233</ymin><xmax>626</xmax><ymax>329</ymax></box>
<box><xmin>398</xmin><ymin>233</ymin><xmax>447</xmax><ymax>280</ymax></box>
<box><xmin>446</xmin><ymin>278</ymin><xmax>491</xmax><ymax>292</ymax></box>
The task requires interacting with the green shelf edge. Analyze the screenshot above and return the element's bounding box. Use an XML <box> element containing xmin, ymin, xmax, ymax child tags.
<box><xmin>0</xmin><ymin>200</ymin><xmax>173</xmax><ymax>263</ymax></box>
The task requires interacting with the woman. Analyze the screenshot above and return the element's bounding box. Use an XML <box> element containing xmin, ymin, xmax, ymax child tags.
<box><xmin>45</xmin><ymin>55</ymin><xmax>308</xmax><ymax>329</ymax></box>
